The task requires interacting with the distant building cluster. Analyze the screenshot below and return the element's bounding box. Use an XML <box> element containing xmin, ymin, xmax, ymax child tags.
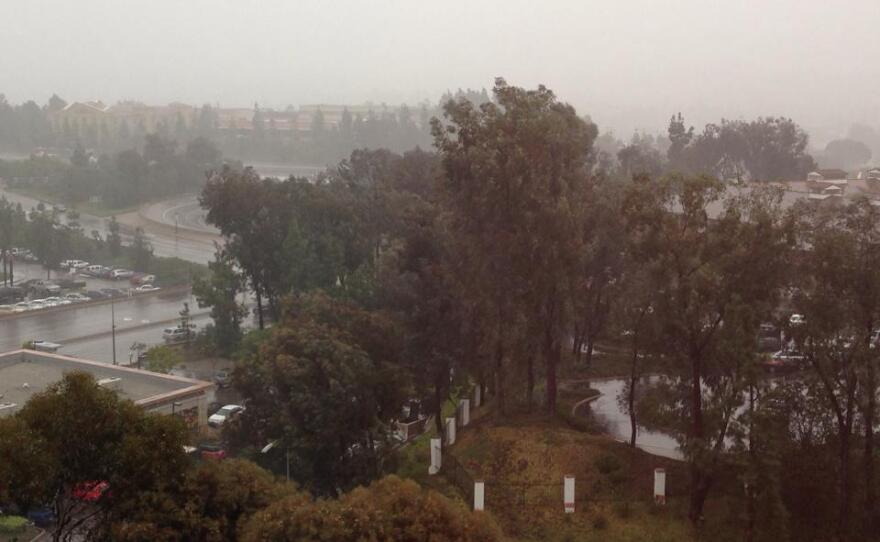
<box><xmin>790</xmin><ymin>167</ymin><xmax>880</xmax><ymax>207</ymax></box>
<box><xmin>47</xmin><ymin>98</ymin><xmax>430</xmax><ymax>145</ymax></box>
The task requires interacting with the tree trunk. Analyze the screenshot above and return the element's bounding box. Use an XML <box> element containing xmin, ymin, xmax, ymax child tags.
<box><xmin>254</xmin><ymin>285</ymin><xmax>264</xmax><ymax>330</ymax></box>
<box><xmin>546</xmin><ymin>339</ymin><xmax>559</xmax><ymax>413</ymax></box>
<box><xmin>8</xmin><ymin>255</ymin><xmax>12</xmax><ymax>285</ymax></box>
<box><xmin>745</xmin><ymin>384</ymin><xmax>756</xmax><ymax>542</ymax></box>
<box><xmin>585</xmin><ymin>334</ymin><xmax>595</xmax><ymax>367</ymax></box>
<box><xmin>865</xmin><ymin>360</ymin><xmax>876</xmax><ymax>529</ymax></box>
<box><xmin>689</xmin><ymin>471</ymin><xmax>712</xmax><ymax>527</ymax></box>
<box><xmin>434</xmin><ymin>368</ymin><xmax>445</xmax><ymax>439</ymax></box>
<box><xmin>526</xmin><ymin>353</ymin><xmax>534</xmax><ymax>412</ymax></box>
<box><xmin>628</xmin><ymin>343</ymin><xmax>638</xmax><ymax>448</ymax></box>
<box><xmin>688</xmin><ymin>352</ymin><xmax>707</xmax><ymax>525</ymax></box>
<box><xmin>494</xmin><ymin>337</ymin><xmax>505</xmax><ymax>415</ymax></box>
<box><xmin>839</xmin><ymin>430</ymin><xmax>852</xmax><ymax>539</ymax></box>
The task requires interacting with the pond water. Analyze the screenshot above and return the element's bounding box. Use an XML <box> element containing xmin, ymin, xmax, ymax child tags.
<box><xmin>585</xmin><ymin>377</ymin><xmax>684</xmax><ymax>460</ymax></box>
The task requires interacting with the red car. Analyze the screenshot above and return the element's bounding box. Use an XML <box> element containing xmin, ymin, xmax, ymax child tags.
<box><xmin>199</xmin><ymin>443</ymin><xmax>227</xmax><ymax>461</ymax></box>
<box><xmin>73</xmin><ymin>480</ymin><xmax>110</xmax><ymax>502</ymax></box>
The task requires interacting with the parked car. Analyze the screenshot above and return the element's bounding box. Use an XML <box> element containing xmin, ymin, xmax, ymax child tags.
<box><xmin>130</xmin><ymin>273</ymin><xmax>156</xmax><ymax>285</ymax></box>
<box><xmin>60</xmin><ymin>259</ymin><xmax>89</xmax><ymax>270</ymax></box>
<box><xmin>208</xmin><ymin>404</ymin><xmax>244</xmax><ymax>427</ymax></box>
<box><xmin>789</xmin><ymin>314</ymin><xmax>805</xmax><ymax>326</ymax></box>
<box><xmin>84</xmin><ymin>290</ymin><xmax>108</xmax><ymax>300</ymax></box>
<box><xmin>110</xmin><ymin>269</ymin><xmax>134</xmax><ymax>280</ymax></box>
<box><xmin>12</xmin><ymin>301</ymin><xmax>30</xmax><ymax>312</ymax></box>
<box><xmin>73</xmin><ymin>480</ymin><xmax>110</xmax><ymax>502</ymax></box>
<box><xmin>163</xmin><ymin>326</ymin><xmax>193</xmax><ymax>343</ymax></box>
<box><xmin>12</xmin><ymin>248</ymin><xmax>37</xmax><ymax>262</ymax></box>
<box><xmin>82</xmin><ymin>264</ymin><xmax>110</xmax><ymax>277</ymax></box>
<box><xmin>44</xmin><ymin>296</ymin><xmax>71</xmax><ymax>306</ymax></box>
<box><xmin>198</xmin><ymin>443</ymin><xmax>227</xmax><ymax>461</ymax></box>
<box><xmin>100</xmin><ymin>288</ymin><xmax>124</xmax><ymax>298</ymax></box>
<box><xmin>26</xmin><ymin>506</ymin><xmax>56</xmax><ymax>527</ymax></box>
<box><xmin>135</xmin><ymin>284</ymin><xmax>161</xmax><ymax>292</ymax></box>
<box><xmin>64</xmin><ymin>292</ymin><xmax>91</xmax><ymax>302</ymax></box>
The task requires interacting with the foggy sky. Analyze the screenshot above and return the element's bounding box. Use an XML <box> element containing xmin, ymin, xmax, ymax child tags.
<box><xmin>2</xmin><ymin>0</ymin><xmax>878</xmax><ymax>143</ymax></box>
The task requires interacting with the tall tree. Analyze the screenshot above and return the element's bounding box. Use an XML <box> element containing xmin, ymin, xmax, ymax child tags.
<box><xmin>791</xmin><ymin>197</ymin><xmax>880</xmax><ymax>536</ymax></box>
<box><xmin>433</xmin><ymin>78</ymin><xmax>597</xmax><ymax>413</ymax></box>
<box><xmin>0</xmin><ymin>372</ymin><xmax>189</xmax><ymax>542</ymax></box>
<box><xmin>232</xmin><ymin>292</ymin><xmax>406</xmax><ymax>494</ymax></box>
<box><xmin>193</xmin><ymin>247</ymin><xmax>248</xmax><ymax>356</ymax></box>
<box><xmin>623</xmin><ymin>174</ymin><xmax>794</xmax><ymax>524</ymax></box>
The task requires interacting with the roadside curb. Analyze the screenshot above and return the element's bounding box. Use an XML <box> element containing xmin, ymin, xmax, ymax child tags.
<box><xmin>61</xmin><ymin>310</ymin><xmax>210</xmax><ymax>345</ymax></box>
<box><xmin>137</xmin><ymin>199</ymin><xmax>221</xmax><ymax>244</ymax></box>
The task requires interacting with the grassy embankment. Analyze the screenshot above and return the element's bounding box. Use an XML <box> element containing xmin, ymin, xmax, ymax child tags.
<box><xmin>4</xmin><ymin>184</ymin><xmax>141</xmax><ymax>217</ymax></box>
<box><xmin>394</xmin><ymin>338</ymin><xmax>747</xmax><ymax>541</ymax></box>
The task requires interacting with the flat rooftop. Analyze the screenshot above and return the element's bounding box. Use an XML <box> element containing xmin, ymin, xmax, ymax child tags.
<box><xmin>0</xmin><ymin>349</ymin><xmax>212</xmax><ymax>416</ymax></box>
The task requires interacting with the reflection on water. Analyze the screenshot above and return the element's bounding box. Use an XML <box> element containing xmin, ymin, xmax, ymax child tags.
<box><xmin>587</xmin><ymin>378</ymin><xmax>683</xmax><ymax>460</ymax></box>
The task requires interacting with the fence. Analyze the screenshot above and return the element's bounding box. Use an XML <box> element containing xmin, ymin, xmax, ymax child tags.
<box><xmin>442</xmin><ymin>452</ymin><xmax>474</xmax><ymax>503</ymax></box>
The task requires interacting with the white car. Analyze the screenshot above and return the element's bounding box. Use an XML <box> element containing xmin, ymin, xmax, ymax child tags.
<box><xmin>60</xmin><ymin>259</ymin><xmax>89</xmax><ymax>270</ymax></box>
<box><xmin>208</xmin><ymin>404</ymin><xmax>244</xmax><ymax>427</ymax></box>
<box><xmin>12</xmin><ymin>302</ymin><xmax>30</xmax><ymax>313</ymax></box>
<box><xmin>111</xmin><ymin>269</ymin><xmax>134</xmax><ymax>280</ymax></box>
<box><xmin>789</xmin><ymin>314</ymin><xmax>805</xmax><ymax>326</ymax></box>
<box><xmin>163</xmin><ymin>327</ymin><xmax>193</xmax><ymax>343</ymax></box>
<box><xmin>64</xmin><ymin>293</ymin><xmax>90</xmax><ymax>303</ymax></box>
<box><xmin>27</xmin><ymin>300</ymin><xmax>48</xmax><ymax>310</ymax></box>
<box><xmin>82</xmin><ymin>264</ymin><xmax>108</xmax><ymax>276</ymax></box>
<box><xmin>135</xmin><ymin>284</ymin><xmax>161</xmax><ymax>292</ymax></box>
<box><xmin>43</xmin><ymin>297</ymin><xmax>71</xmax><ymax>307</ymax></box>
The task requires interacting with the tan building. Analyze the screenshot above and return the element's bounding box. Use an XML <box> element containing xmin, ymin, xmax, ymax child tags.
<box><xmin>0</xmin><ymin>349</ymin><xmax>213</xmax><ymax>429</ymax></box>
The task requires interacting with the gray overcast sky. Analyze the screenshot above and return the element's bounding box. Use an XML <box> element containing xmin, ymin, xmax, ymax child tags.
<box><xmin>2</xmin><ymin>0</ymin><xmax>878</xmax><ymax>143</ymax></box>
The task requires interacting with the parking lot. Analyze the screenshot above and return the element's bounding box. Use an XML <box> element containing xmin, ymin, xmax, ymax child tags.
<box><xmin>1</xmin><ymin>261</ymin><xmax>161</xmax><ymax>314</ymax></box>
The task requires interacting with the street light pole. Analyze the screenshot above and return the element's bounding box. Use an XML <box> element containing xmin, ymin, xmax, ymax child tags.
<box><xmin>111</xmin><ymin>300</ymin><xmax>117</xmax><ymax>365</ymax></box>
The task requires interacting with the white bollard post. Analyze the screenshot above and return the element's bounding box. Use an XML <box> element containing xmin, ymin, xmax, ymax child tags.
<box><xmin>473</xmin><ymin>386</ymin><xmax>481</xmax><ymax>408</ymax></box>
<box><xmin>459</xmin><ymin>399</ymin><xmax>470</xmax><ymax>426</ymax></box>
<box><xmin>474</xmin><ymin>480</ymin><xmax>485</xmax><ymax>511</ymax></box>
<box><xmin>445</xmin><ymin>417</ymin><xmax>456</xmax><ymax>445</ymax></box>
<box><xmin>429</xmin><ymin>438</ymin><xmax>441</xmax><ymax>475</ymax></box>
<box><xmin>654</xmin><ymin>468</ymin><xmax>666</xmax><ymax>505</ymax></box>
<box><xmin>564</xmin><ymin>475</ymin><xmax>575</xmax><ymax>513</ymax></box>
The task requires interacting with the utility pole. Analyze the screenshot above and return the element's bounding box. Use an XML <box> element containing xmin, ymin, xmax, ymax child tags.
<box><xmin>111</xmin><ymin>300</ymin><xmax>117</xmax><ymax>365</ymax></box>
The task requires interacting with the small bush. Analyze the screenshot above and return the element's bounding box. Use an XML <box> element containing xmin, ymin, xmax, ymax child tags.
<box><xmin>608</xmin><ymin>469</ymin><xmax>630</xmax><ymax>487</ymax></box>
<box><xmin>592</xmin><ymin>512</ymin><xmax>609</xmax><ymax>530</ymax></box>
<box><xmin>613</xmin><ymin>501</ymin><xmax>633</xmax><ymax>519</ymax></box>
<box><xmin>594</xmin><ymin>453</ymin><xmax>622</xmax><ymax>474</ymax></box>
<box><xmin>0</xmin><ymin>515</ymin><xmax>28</xmax><ymax>534</ymax></box>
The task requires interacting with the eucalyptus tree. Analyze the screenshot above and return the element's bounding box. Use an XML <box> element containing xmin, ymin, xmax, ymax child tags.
<box><xmin>623</xmin><ymin>174</ymin><xmax>794</xmax><ymax>524</ymax></box>
<box><xmin>790</xmin><ymin>196</ymin><xmax>880</xmax><ymax>536</ymax></box>
<box><xmin>433</xmin><ymin>78</ymin><xmax>597</xmax><ymax>413</ymax></box>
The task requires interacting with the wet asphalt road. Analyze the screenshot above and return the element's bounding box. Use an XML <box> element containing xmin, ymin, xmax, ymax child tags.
<box><xmin>0</xmin><ymin>287</ymin><xmax>210</xmax><ymax>363</ymax></box>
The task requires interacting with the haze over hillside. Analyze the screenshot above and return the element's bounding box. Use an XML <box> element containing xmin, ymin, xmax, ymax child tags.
<box><xmin>2</xmin><ymin>0</ymin><xmax>878</xmax><ymax>143</ymax></box>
